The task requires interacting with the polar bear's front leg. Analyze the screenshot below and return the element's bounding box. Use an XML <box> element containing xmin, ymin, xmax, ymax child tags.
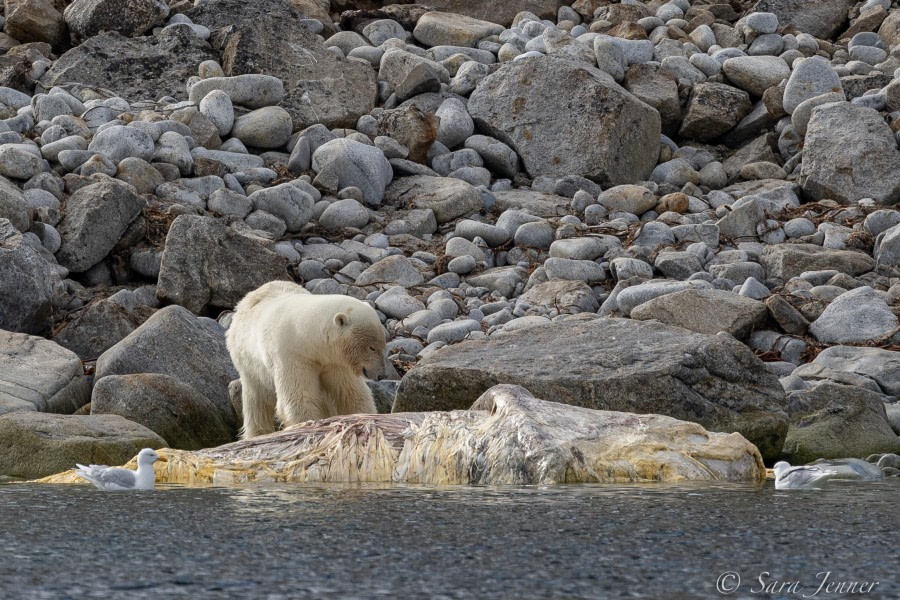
<box><xmin>320</xmin><ymin>368</ymin><xmax>377</xmax><ymax>415</ymax></box>
<box><xmin>274</xmin><ymin>365</ymin><xmax>335</xmax><ymax>427</ymax></box>
<box><xmin>239</xmin><ymin>374</ymin><xmax>277</xmax><ymax>439</ymax></box>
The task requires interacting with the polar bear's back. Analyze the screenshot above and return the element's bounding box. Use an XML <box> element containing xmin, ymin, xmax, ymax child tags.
<box><xmin>226</xmin><ymin>280</ymin><xmax>381</xmax><ymax>373</ymax></box>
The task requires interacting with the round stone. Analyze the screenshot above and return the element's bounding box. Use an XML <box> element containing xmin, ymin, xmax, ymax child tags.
<box><xmin>199</xmin><ymin>90</ymin><xmax>234</xmax><ymax>137</ymax></box>
<box><xmin>230</xmin><ymin>106</ymin><xmax>293</xmax><ymax>149</ymax></box>
<box><xmin>318</xmin><ymin>198</ymin><xmax>370</xmax><ymax>231</ymax></box>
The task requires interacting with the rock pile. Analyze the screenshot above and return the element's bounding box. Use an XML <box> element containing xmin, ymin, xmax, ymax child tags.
<box><xmin>1</xmin><ymin>0</ymin><xmax>899</xmax><ymax>476</ymax></box>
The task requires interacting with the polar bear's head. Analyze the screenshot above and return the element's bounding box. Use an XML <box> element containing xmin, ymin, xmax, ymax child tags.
<box><xmin>334</xmin><ymin>302</ymin><xmax>387</xmax><ymax>380</ymax></box>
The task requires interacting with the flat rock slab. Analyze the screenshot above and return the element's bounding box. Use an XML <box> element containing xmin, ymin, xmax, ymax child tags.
<box><xmin>759</xmin><ymin>243</ymin><xmax>875</xmax><ymax>284</ymax></box>
<box><xmin>40</xmin><ymin>385</ymin><xmax>765</xmax><ymax>485</ymax></box>
<box><xmin>810</xmin><ymin>346</ymin><xmax>900</xmax><ymax>398</ymax></box>
<box><xmin>0</xmin><ymin>412</ymin><xmax>164</xmax><ymax>479</ymax></box>
<box><xmin>630</xmin><ymin>288</ymin><xmax>768</xmax><ymax>339</ymax></box>
<box><xmin>215</xmin><ymin>10</ymin><xmax>377</xmax><ymax>130</ymax></box>
<box><xmin>394</xmin><ymin>316</ymin><xmax>788</xmax><ymax>461</ymax></box>
<box><xmin>414</xmin><ymin>1</ymin><xmax>562</xmax><ymax>27</ymax></box>
<box><xmin>0</xmin><ymin>330</ymin><xmax>89</xmax><ymax>415</ymax></box>
<box><xmin>39</xmin><ymin>29</ymin><xmax>217</xmax><ymax>101</ymax></box>
<box><xmin>492</xmin><ymin>190</ymin><xmax>571</xmax><ymax>218</ymax></box>
<box><xmin>468</xmin><ymin>56</ymin><xmax>660</xmax><ymax>185</ymax></box>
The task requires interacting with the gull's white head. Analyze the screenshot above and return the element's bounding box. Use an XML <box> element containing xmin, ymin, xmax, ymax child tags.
<box><xmin>137</xmin><ymin>448</ymin><xmax>162</xmax><ymax>465</ymax></box>
<box><xmin>772</xmin><ymin>461</ymin><xmax>790</xmax><ymax>477</ymax></box>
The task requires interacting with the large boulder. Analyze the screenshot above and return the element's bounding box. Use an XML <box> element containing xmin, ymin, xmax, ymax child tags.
<box><xmin>414</xmin><ymin>1</ymin><xmax>563</xmax><ymax>27</ymax></box>
<box><xmin>0</xmin><ymin>412</ymin><xmax>164</xmax><ymax>479</ymax></box>
<box><xmin>54</xmin><ymin>177</ymin><xmax>145</xmax><ymax>273</ymax></box>
<box><xmin>384</xmin><ymin>175</ymin><xmax>482</xmax><ymax>223</ymax></box>
<box><xmin>0</xmin><ymin>175</ymin><xmax>30</xmax><ymax>232</ymax></box>
<box><xmin>39</xmin><ymin>29</ymin><xmax>217</xmax><ymax>101</ymax></box>
<box><xmin>0</xmin><ymin>219</ymin><xmax>62</xmax><ymax>334</ymax></box>
<box><xmin>4</xmin><ymin>0</ymin><xmax>69</xmax><ymax>50</ymax></box>
<box><xmin>759</xmin><ymin>243</ymin><xmax>875</xmax><ymax>284</ymax></box>
<box><xmin>749</xmin><ymin>0</ymin><xmax>852</xmax><ymax>39</ymax></box>
<box><xmin>311</xmin><ymin>139</ymin><xmax>393</xmax><ymax>206</ymax></box>
<box><xmin>810</xmin><ymin>346</ymin><xmax>900</xmax><ymax>398</ymax></box>
<box><xmin>412</xmin><ymin>11</ymin><xmax>504</xmax><ymax>47</ymax></box>
<box><xmin>678</xmin><ymin>83</ymin><xmax>751</xmax><ymax>142</ymax></box>
<box><xmin>51</xmin><ymin>291</ymin><xmax>157</xmax><ymax>359</ymax></box>
<box><xmin>92</xmin><ymin>374</ymin><xmax>235</xmax><ymax>450</ymax></box>
<box><xmin>630</xmin><ymin>289</ymin><xmax>768</xmax><ymax>339</ymax></box>
<box><xmin>0</xmin><ymin>330</ymin><xmax>89</xmax><ymax>415</ymax></box>
<box><xmin>394</xmin><ymin>316</ymin><xmax>788</xmax><ymax>461</ymax></box>
<box><xmin>468</xmin><ymin>56</ymin><xmax>660</xmax><ymax>185</ymax></box>
<box><xmin>156</xmin><ymin>215</ymin><xmax>290</xmax><ymax>314</ymax></box>
<box><xmin>200</xmin><ymin>4</ymin><xmax>377</xmax><ymax>130</ymax></box>
<box><xmin>780</xmin><ymin>383</ymin><xmax>900</xmax><ymax>465</ymax></box>
<box><xmin>799</xmin><ymin>103</ymin><xmax>900</xmax><ymax>204</ymax></box>
<box><xmin>95</xmin><ymin>304</ymin><xmax>238</xmax><ymax>432</ymax></box>
<box><xmin>63</xmin><ymin>0</ymin><xmax>168</xmax><ymax>40</ymax></box>
<box><xmin>809</xmin><ymin>287</ymin><xmax>899</xmax><ymax>345</ymax></box>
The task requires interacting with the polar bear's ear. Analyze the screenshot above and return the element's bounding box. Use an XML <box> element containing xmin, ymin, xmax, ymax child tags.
<box><xmin>334</xmin><ymin>313</ymin><xmax>349</xmax><ymax>328</ymax></box>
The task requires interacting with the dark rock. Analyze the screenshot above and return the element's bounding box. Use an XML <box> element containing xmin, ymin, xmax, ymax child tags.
<box><xmin>215</xmin><ymin>9</ymin><xmax>377</xmax><ymax>130</ymax></box>
<box><xmin>781</xmin><ymin>383</ymin><xmax>900</xmax><ymax>465</ymax></box>
<box><xmin>52</xmin><ymin>294</ymin><xmax>156</xmax><ymax>360</ymax></box>
<box><xmin>63</xmin><ymin>0</ymin><xmax>168</xmax><ymax>40</ymax></box>
<box><xmin>0</xmin><ymin>330</ymin><xmax>89</xmax><ymax>415</ymax></box>
<box><xmin>55</xmin><ymin>177</ymin><xmax>145</xmax><ymax>273</ymax></box>
<box><xmin>95</xmin><ymin>304</ymin><xmax>238</xmax><ymax>432</ymax></box>
<box><xmin>0</xmin><ymin>218</ymin><xmax>62</xmax><ymax>334</ymax></box>
<box><xmin>39</xmin><ymin>29</ymin><xmax>218</xmax><ymax>102</ymax></box>
<box><xmin>92</xmin><ymin>374</ymin><xmax>235</xmax><ymax>450</ymax></box>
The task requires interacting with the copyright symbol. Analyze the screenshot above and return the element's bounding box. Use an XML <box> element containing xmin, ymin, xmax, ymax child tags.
<box><xmin>717</xmin><ymin>571</ymin><xmax>740</xmax><ymax>594</ymax></box>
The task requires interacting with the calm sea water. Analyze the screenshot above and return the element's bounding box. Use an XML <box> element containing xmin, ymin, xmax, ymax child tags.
<box><xmin>0</xmin><ymin>480</ymin><xmax>896</xmax><ymax>599</ymax></box>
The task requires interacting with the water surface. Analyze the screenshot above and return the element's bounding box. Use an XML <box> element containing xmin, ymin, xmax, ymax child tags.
<box><xmin>1</xmin><ymin>481</ymin><xmax>896</xmax><ymax>599</ymax></box>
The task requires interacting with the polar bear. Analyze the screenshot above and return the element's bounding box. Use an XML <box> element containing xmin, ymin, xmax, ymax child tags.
<box><xmin>226</xmin><ymin>280</ymin><xmax>386</xmax><ymax>439</ymax></box>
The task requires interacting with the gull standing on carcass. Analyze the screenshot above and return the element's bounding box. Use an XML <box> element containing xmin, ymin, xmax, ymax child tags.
<box><xmin>75</xmin><ymin>448</ymin><xmax>164</xmax><ymax>491</ymax></box>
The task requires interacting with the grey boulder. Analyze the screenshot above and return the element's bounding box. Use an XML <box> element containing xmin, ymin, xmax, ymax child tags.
<box><xmin>0</xmin><ymin>412</ymin><xmax>165</xmax><ymax>479</ymax></box>
<box><xmin>0</xmin><ymin>330</ymin><xmax>89</xmax><ymax>415</ymax></box>
<box><xmin>0</xmin><ymin>219</ymin><xmax>63</xmax><ymax>334</ymax></box>
<box><xmin>799</xmin><ymin>103</ymin><xmax>900</xmax><ymax>205</ymax></box>
<box><xmin>92</xmin><ymin>374</ymin><xmax>235</xmax><ymax>450</ymax></box>
<box><xmin>156</xmin><ymin>215</ymin><xmax>290</xmax><ymax>314</ymax></box>
<box><xmin>468</xmin><ymin>56</ymin><xmax>660</xmax><ymax>185</ymax></box>
<box><xmin>394</xmin><ymin>316</ymin><xmax>788</xmax><ymax>461</ymax></box>
<box><xmin>312</xmin><ymin>139</ymin><xmax>393</xmax><ymax>206</ymax></box>
<box><xmin>95</xmin><ymin>304</ymin><xmax>238</xmax><ymax>432</ymax></box>
<box><xmin>54</xmin><ymin>177</ymin><xmax>145</xmax><ymax>273</ymax></box>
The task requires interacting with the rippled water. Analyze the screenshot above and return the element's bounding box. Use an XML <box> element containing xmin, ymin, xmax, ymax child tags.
<box><xmin>1</xmin><ymin>480</ymin><xmax>897</xmax><ymax>599</ymax></box>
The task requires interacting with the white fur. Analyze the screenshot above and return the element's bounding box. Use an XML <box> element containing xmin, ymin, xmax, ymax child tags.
<box><xmin>226</xmin><ymin>281</ymin><xmax>385</xmax><ymax>439</ymax></box>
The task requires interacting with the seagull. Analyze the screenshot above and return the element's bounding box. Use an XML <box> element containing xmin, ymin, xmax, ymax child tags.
<box><xmin>772</xmin><ymin>461</ymin><xmax>842</xmax><ymax>490</ymax></box>
<box><xmin>75</xmin><ymin>448</ymin><xmax>165</xmax><ymax>491</ymax></box>
<box><xmin>772</xmin><ymin>459</ymin><xmax>883</xmax><ymax>490</ymax></box>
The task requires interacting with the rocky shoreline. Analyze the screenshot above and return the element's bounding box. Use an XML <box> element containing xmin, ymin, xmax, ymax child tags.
<box><xmin>1</xmin><ymin>0</ymin><xmax>899</xmax><ymax>480</ymax></box>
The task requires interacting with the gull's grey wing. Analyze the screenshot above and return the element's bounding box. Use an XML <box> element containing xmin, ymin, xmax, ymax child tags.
<box><xmin>777</xmin><ymin>466</ymin><xmax>836</xmax><ymax>489</ymax></box>
<box><xmin>96</xmin><ymin>467</ymin><xmax>137</xmax><ymax>489</ymax></box>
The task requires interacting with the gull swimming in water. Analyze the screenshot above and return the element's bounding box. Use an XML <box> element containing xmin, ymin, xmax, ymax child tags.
<box><xmin>773</xmin><ymin>459</ymin><xmax>884</xmax><ymax>490</ymax></box>
<box><xmin>75</xmin><ymin>448</ymin><xmax>164</xmax><ymax>491</ymax></box>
